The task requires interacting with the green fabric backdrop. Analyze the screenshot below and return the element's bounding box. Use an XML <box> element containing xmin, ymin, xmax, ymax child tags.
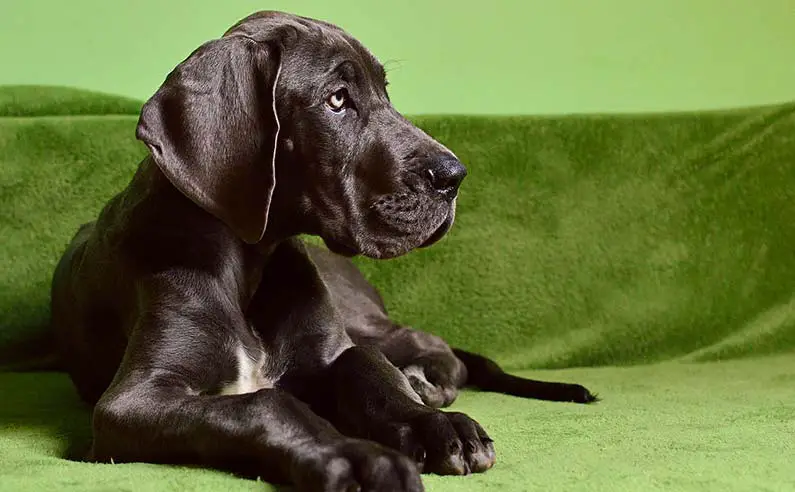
<box><xmin>1</xmin><ymin>86</ymin><xmax>794</xmax><ymax>491</ymax></box>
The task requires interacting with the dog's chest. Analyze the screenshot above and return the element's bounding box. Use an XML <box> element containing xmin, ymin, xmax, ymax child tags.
<box><xmin>219</xmin><ymin>344</ymin><xmax>274</xmax><ymax>395</ymax></box>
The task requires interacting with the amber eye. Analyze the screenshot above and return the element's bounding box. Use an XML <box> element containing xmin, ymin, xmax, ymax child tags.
<box><xmin>327</xmin><ymin>89</ymin><xmax>348</xmax><ymax>112</ymax></box>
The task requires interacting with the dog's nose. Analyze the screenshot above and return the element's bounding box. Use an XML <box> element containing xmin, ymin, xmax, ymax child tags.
<box><xmin>425</xmin><ymin>157</ymin><xmax>467</xmax><ymax>197</ymax></box>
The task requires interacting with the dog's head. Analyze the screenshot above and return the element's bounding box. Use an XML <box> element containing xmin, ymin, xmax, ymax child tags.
<box><xmin>136</xmin><ymin>11</ymin><xmax>465</xmax><ymax>259</ymax></box>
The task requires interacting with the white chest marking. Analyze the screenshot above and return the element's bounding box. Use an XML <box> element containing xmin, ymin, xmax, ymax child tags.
<box><xmin>219</xmin><ymin>344</ymin><xmax>273</xmax><ymax>396</ymax></box>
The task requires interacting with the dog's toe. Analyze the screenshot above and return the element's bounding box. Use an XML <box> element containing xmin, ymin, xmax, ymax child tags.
<box><xmin>402</xmin><ymin>364</ymin><xmax>459</xmax><ymax>408</ymax></box>
<box><xmin>294</xmin><ymin>439</ymin><xmax>424</xmax><ymax>492</ymax></box>
<box><xmin>399</xmin><ymin>410</ymin><xmax>496</xmax><ymax>476</ymax></box>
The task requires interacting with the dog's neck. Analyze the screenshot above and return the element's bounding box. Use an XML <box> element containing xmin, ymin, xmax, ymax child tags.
<box><xmin>137</xmin><ymin>156</ymin><xmax>313</xmax><ymax>260</ymax></box>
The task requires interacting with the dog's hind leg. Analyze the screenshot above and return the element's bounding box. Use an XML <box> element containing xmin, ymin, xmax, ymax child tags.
<box><xmin>309</xmin><ymin>244</ymin><xmax>597</xmax><ymax>406</ymax></box>
<box><xmin>369</xmin><ymin>324</ymin><xmax>467</xmax><ymax>408</ymax></box>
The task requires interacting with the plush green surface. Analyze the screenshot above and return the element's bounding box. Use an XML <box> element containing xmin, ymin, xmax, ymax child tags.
<box><xmin>2</xmin><ymin>85</ymin><xmax>795</xmax><ymax>491</ymax></box>
<box><xmin>3</xmin><ymin>356</ymin><xmax>794</xmax><ymax>492</ymax></box>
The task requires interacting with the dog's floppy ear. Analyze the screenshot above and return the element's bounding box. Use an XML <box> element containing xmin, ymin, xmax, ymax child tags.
<box><xmin>136</xmin><ymin>34</ymin><xmax>282</xmax><ymax>244</ymax></box>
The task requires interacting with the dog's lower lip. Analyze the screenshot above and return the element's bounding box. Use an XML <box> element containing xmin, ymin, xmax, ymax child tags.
<box><xmin>419</xmin><ymin>215</ymin><xmax>452</xmax><ymax>248</ymax></box>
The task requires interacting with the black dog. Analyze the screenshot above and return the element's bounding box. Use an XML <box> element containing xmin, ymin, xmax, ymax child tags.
<box><xmin>50</xmin><ymin>11</ymin><xmax>595</xmax><ymax>491</ymax></box>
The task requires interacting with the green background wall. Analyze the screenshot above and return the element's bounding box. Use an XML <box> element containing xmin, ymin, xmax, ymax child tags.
<box><xmin>2</xmin><ymin>0</ymin><xmax>794</xmax><ymax>115</ymax></box>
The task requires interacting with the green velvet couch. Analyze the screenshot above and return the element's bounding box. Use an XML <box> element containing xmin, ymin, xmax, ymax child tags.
<box><xmin>1</xmin><ymin>86</ymin><xmax>794</xmax><ymax>491</ymax></box>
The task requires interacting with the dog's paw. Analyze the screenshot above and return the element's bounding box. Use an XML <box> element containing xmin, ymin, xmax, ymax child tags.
<box><xmin>293</xmin><ymin>438</ymin><xmax>423</xmax><ymax>492</ymax></box>
<box><xmin>566</xmin><ymin>384</ymin><xmax>599</xmax><ymax>404</ymax></box>
<box><xmin>377</xmin><ymin>410</ymin><xmax>496</xmax><ymax>476</ymax></box>
<box><xmin>401</xmin><ymin>353</ymin><xmax>465</xmax><ymax>408</ymax></box>
<box><xmin>402</xmin><ymin>364</ymin><xmax>458</xmax><ymax>409</ymax></box>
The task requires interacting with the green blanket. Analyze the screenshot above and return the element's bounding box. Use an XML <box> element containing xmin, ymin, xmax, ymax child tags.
<box><xmin>1</xmin><ymin>86</ymin><xmax>794</xmax><ymax>491</ymax></box>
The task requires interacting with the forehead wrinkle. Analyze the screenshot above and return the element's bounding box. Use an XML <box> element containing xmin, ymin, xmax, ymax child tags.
<box><xmin>352</xmin><ymin>46</ymin><xmax>387</xmax><ymax>86</ymax></box>
<box><xmin>332</xmin><ymin>60</ymin><xmax>357</xmax><ymax>83</ymax></box>
<box><xmin>321</xmin><ymin>29</ymin><xmax>387</xmax><ymax>88</ymax></box>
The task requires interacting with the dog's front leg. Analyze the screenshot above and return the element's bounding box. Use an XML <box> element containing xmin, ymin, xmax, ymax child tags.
<box><xmin>92</xmin><ymin>361</ymin><xmax>424</xmax><ymax>492</ymax></box>
<box><xmin>307</xmin><ymin>346</ymin><xmax>497</xmax><ymax>476</ymax></box>
<box><xmin>89</xmin><ymin>288</ymin><xmax>422</xmax><ymax>491</ymax></box>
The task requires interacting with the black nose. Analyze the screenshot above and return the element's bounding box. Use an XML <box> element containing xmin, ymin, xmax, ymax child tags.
<box><xmin>425</xmin><ymin>157</ymin><xmax>467</xmax><ymax>197</ymax></box>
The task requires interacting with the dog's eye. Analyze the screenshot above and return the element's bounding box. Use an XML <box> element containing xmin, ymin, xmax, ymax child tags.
<box><xmin>327</xmin><ymin>89</ymin><xmax>348</xmax><ymax>112</ymax></box>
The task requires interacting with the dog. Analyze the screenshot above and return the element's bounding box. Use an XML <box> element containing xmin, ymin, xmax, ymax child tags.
<box><xmin>49</xmin><ymin>11</ymin><xmax>596</xmax><ymax>491</ymax></box>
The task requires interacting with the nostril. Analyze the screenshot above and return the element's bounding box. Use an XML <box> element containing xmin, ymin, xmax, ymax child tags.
<box><xmin>425</xmin><ymin>168</ymin><xmax>436</xmax><ymax>186</ymax></box>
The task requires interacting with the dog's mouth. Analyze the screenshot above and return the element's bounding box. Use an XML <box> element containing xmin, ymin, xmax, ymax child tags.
<box><xmin>418</xmin><ymin>209</ymin><xmax>455</xmax><ymax>249</ymax></box>
<box><xmin>322</xmin><ymin>199</ymin><xmax>455</xmax><ymax>258</ymax></box>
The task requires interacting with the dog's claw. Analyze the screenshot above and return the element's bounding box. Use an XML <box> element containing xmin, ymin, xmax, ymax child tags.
<box><xmin>483</xmin><ymin>440</ymin><xmax>496</xmax><ymax>468</ymax></box>
<box><xmin>435</xmin><ymin>443</ymin><xmax>468</xmax><ymax>476</ymax></box>
<box><xmin>464</xmin><ymin>439</ymin><xmax>493</xmax><ymax>473</ymax></box>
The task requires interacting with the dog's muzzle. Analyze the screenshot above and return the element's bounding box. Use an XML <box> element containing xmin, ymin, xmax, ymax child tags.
<box><xmin>417</xmin><ymin>156</ymin><xmax>465</xmax><ymax>248</ymax></box>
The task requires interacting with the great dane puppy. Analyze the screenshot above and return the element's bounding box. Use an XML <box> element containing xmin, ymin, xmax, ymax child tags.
<box><xmin>50</xmin><ymin>11</ymin><xmax>595</xmax><ymax>491</ymax></box>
